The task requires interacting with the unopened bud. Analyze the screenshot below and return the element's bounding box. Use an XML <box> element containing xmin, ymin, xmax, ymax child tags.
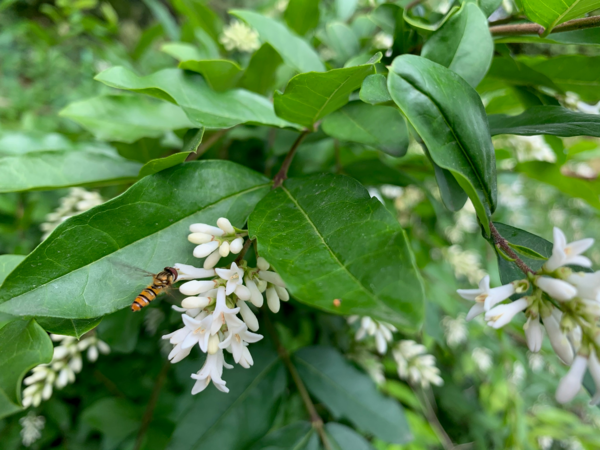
<box><xmin>207</xmin><ymin>335</ymin><xmax>220</xmax><ymax>354</ymax></box>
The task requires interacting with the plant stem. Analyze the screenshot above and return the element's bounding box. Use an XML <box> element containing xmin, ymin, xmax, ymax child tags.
<box><xmin>405</xmin><ymin>0</ymin><xmax>424</xmax><ymax>10</ymax></box>
<box><xmin>134</xmin><ymin>361</ymin><xmax>170</xmax><ymax>450</ymax></box>
<box><xmin>414</xmin><ymin>385</ymin><xmax>454</xmax><ymax>450</ymax></box>
<box><xmin>272</xmin><ymin>130</ymin><xmax>310</xmax><ymax>189</ymax></box>
<box><xmin>490</xmin><ymin>15</ymin><xmax>600</xmax><ymax>36</ymax></box>
<box><xmin>186</xmin><ymin>128</ymin><xmax>230</xmax><ymax>161</ymax></box>
<box><xmin>234</xmin><ymin>238</ymin><xmax>253</xmax><ymax>264</ymax></box>
<box><xmin>263</xmin><ymin>313</ymin><xmax>332</xmax><ymax>450</ymax></box>
<box><xmin>489</xmin><ymin>222</ymin><xmax>535</xmax><ymax>275</ymax></box>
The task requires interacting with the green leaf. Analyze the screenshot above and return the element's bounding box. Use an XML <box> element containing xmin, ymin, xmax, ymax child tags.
<box><xmin>0</xmin><ymin>161</ymin><xmax>270</xmax><ymax>319</ymax></box>
<box><xmin>97</xmin><ymin>309</ymin><xmax>144</xmax><ymax>353</ymax></box>
<box><xmin>0</xmin><ymin>255</ymin><xmax>25</xmax><ymax>286</ymax></box>
<box><xmin>321</xmin><ymin>101</ymin><xmax>409</xmax><ymax>157</ymax></box>
<box><xmin>249</xmin><ymin>422</ymin><xmax>319</xmax><ymax>450</ymax></box>
<box><xmin>335</xmin><ymin>0</ymin><xmax>358</xmax><ymax>21</ymax></box>
<box><xmin>231</xmin><ymin>10</ymin><xmax>325</xmax><ymax>73</ymax></box>
<box><xmin>0</xmin><ymin>149</ymin><xmax>142</xmax><ymax>193</ymax></box>
<box><xmin>507</xmin><ymin>242</ymin><xmax>548</xmax><ymax>261</ymax></box>
<box><xmin>0</xmin><ymin>319</ymin><xmax>53</xmax><ymax>419</ymax></box>
<box><xmin>82</xmin><ymin>397</ymin><xmax>141</xmax><ymax>444</ymax></box>
<box><xmin>387</xmin><ymin>54</ymin><xmax>497</xmax><ymax>234</ymax></box>
<box><xmin>431</xmin><ymin>159</ymin><xmax>468</xmax><ymax>212</ymax></box>
<box><xmin>482</xmin><ymin>57</ymin><xmax>561</xmax><ymax>92</ymax></box>
<box><xmin>479</xmin><ymin>0</ymin><xmax>502</xmax><ymax>16</ymax></box>
<box><xmin>167</xmin><ymin>346</ymin><xmax>286</xmax><ymax>450</ymax></box>
<box><xmin>172</xmin><ymin>0</ymin><xmax>222</xmax><ymax>42</ymax></box>
<box><xmin>421</xmin><ymin>3</ymin><xmax>493</xmax><ymax>87</ymax></box>
<box><xmin>161</xmin><ymin>42</ymin><xmax>205</xmax><ymax>62</ymax></box>
<box><xmin>139</xmin><ymin>152</ymin><xmax>192</xmax><ymax>178</ymax></box>
<box><xmin>0</xmin><ymin>131</ymin><xmax>73</xmax><ymax>154</ymax></box>
<box><xmin>284</xmin><ymin>0</ymin><xmax>320</xmax><ymax>36</ymax></box>
<box><xmin>294</xmin><ymin>347</ymin><xmax>411</xmax><ymax>443</ymax></box>
<box><xmin>142</xmin><ymin>0</ymin><xmax>180</xmax><ymax>41</ymax></box>
<box><xmin>488</xmin><ymin>106</ymin><xmax>600</xmax><ymax>137</ymax></box>
<box><xmin>178</xmin><ymin>59</ymin><xmax>243</xmax><ymax>92</ymax></box>
<box><xmin>532</xmin><ymin>55</ymin><xmax>600</xmax><ymax>104</ymax></box>
<box><xmin>359</xmin><ymin>74</ymin><xmax>392</xmax><ymax>105</ymax></box>
<box><xmin>249</xmin><ymin>173</ymin><xmax>425</xmax><ymax>331</ymax></box>
<box><xmin>240</xmin><ymin>43</ymin><xmax>284</xmax><ymax>95</ymax></box>
<box><xmin>521</xmin><ymin>0</ymin><xmax>600</xmax><ymax>35</ymax></box>
<box><xmin>325</xmin><ymin>22</ymin><xmax>360</xmax><ymax>64</ymax></box>
<box><xmin>326</xmin><ymin>423</ymin><xmax>375</xmax><ymax>450</ymax></box>
<box><xmin>60</xmin><ymin>95</ymin><xmax>194</xmax><ymax>144</ymax></box>
<box><xmin>403</xmin><ymin>4</ymin><xmax>460</xmax><ymax>32</ymax></box>
<box><xmin>182</xmin><ymin>128</ymin><xmax>205</xmax><ymax>154</ymax></box>
<box><xmin>36</xmin><ymin>317</ymin><xmax>102</xmax><ymax>339</ymax></box>
<box><xmin>95</xmin><ymin>67</ymin><xmax>298</xmax><ymax>130</ymax></box>
<box><xmin>516</xmin><ymin>160</ymin><xmax>600</xmax><ymax>211</ymax></box>
<box><xmin>274</xmin><ymin>55</ymin><xmax>381</xmax><ymax>127</ymax></box>
<box><xmin>491</xmin><ymin>223</ymin><xmax>552</xmax><ymax>285</ymax></box>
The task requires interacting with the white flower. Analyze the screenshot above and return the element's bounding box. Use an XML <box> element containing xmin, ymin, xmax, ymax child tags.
<box><xmin>237</xmin><ymin>300</ymin><xmax>259</xmax><ymax>331</ymax></box>
<box><xmin>220</xmin><ymin>21</ymin><xmax>260</xmax><ymax>53</ymax></box>
<box><xmin>556</xmin><ymin>355</ymin><xmax>588</xmax><ymax>404</ymax></box>
<box><xmin>484</xmin><ymin>298</ymin><xmax>528</xmax><ymax>329</ymax></box>
<box><xmin>544</xmin><ymin>227</ymin><xmax>594</xmax><ymax>272</ymax></box>
<box><xmin>216</xmin><ymin>262</ymin><xmax>244</xmax><ymax>295</ymax></box>
<box><xmin>245</xmin><ymin>278</ymin><xmax>264</xmax><ymax>307</ymax></box>
<box><xmin>189</xmin><ymin>223</ymin><xmax>224</xmax><ymax>236</ymax></box>
<box><xmin>179</xmin><ymin>279</ymin><xmax>217</xmax><ymax>296</ymax></box>
<box><xmin>219</xmin><ymin>322</ymin><xmax>263</xmax><ymax>366</ymax></box>
<box><xmin>19</xmin><ymin>412</ymin><xmax>45</xmax><ymax>447</ymax></box>
<box><xmin>441</xmin><ymin>314</ymin><xmax>467</xmax><ymax>347</ymax></box>
<box><xmin>191</xmin><ymin>348</ymin><xmax>232</xmax><ymax>394</ymax></box>
<box><xmin>543</xmin><ymin>312</ymin><xmax>574</xmax><ymax>365</ymax></box>
<box><xmin>349</xmin><ymin>316</ymin><xmax>396</xmax><ymax>354</ymax></box>
<box><xmin>445</xmin><ymin>245</ymin><xmax>487</xmax><ymax>285</ymax></box>
<box><xmin>528</xmin><ymin>352</ymin><xmax>545</xmax><ymax>372</ymax></box>
<box><xmin>393</xmin><ymin>340</ymin><xmax>443</xmax><ymax>388</ymax></box>
<box><xmin>457</xmin><ymin>275</ymin><xmax>516</xmax><ymax>320</ymax></box>
<box><xmin>373</xmin><ymin>31</ymin><xmax>393</xmax><ymax>49</ymax></box>
<box><xmin>174</xmin><ymin>263</ymin><xmax>215</xmax><ymax>281</ymax></box>
<box><xmin>588</xmin><ymin>350</ymin><xmax>600</xmax><ymax>405</ymax></box>
<box><xmin>524</xmin><ymin>316</ymin><xmax>544</xmax><ymax>352</ymax></box>
<box><xmin>471</xmin><ymin>347</ymin><xmax>493</xmax><ymax>373</ymax></box>
<box><xmin>210</xmin><ymin>286</ymin><xmax>240</xmax><ymax>335</ymax></box>
<box><xmin>536</xmin><ymin>277</ymin><xmax>577</xmax><ymax>301</ymax></box>
<box><xmin>567</xmin><ymin>271</ymin><xmax>600</xmax><ymax>301</ymax></box>
<box><xmin>40</xmin><ymin>188</ymin><xmax>103</xmax><ymax>240</ymax></box>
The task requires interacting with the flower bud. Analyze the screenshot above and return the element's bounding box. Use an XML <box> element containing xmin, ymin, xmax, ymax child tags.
<box><xmin>193</xmin><ymin>241</ymin><xmax>220</xmax><ymax>258</ymax></box>
<box><xmin>203</xmin><ymin>250</ymin><xmax>222</xmax><ymax>270</ymax></box>
<box><xmin>556</xmin><ymin>355</ymin><xmax>587</xmax><ymax>404</ymax></box>
<box><xmin>257</xmin><ymin>257</ymin><xmax>270</xmax><ymax>271</ymax></box>
<box><xmin>207</xmin><ymin>335</ymin><xmax>220</xmax><ymax>355</ymax></box>
<box><xmin>266</xmin><ymin>286</ymin><xmax>280</xmax><ymax>313</ymax></box>
<box><xmin>235</xmin><ymin>284</ymin><xmax>251</xmax><ymax>300</ymax></box>
<box><xmin>275</xmin><ymin>285</ymin><xmax>289</xmax><ymax>301</ymax></box>
<box><xmin>189</xmin><ymin>223</ymin><xmax>224</xmax><ymax>236</ymax></box>
<box><xmin>182</xmin><ymin>296</ymin><xmax>211</xmax><ymax>309</ymax></box>
<box><xmin>180</xmin><ymin>280</ymin><xmax>216</xmax><ymax>296</ymax></box>
<box><xmin>536</xmin><ymin>277</ymin><xmax>577</xmax><ymax>301</ymax></box>
<box><xmin>217</xmin><ymin>217</ymin><xmax>235</xmax><ymax>235</ymax></box>
<box><xmin>188</xmin><ymin>232</ymin><xmax>213</xmax><ymax>244</ymax></box>
<box><xmin>237</xmin><ymin>300</ymin><xmax>259</xmax><ymax>331</ymax></box>
<box><xmin>230</xmin><ymin>237</ymin><xmax>244</xmax><ymax>254</ymax></box>
<box><xmin>543</xmin><ymin>313</ymin><xmax>574</xmax><ymax>364</ymax></box>
<box><xmin>524</xmin><ymin>316</ymin><xmax>544</xmax><ymax>352</ymax></box>
<box><xmin>259</xmin><ymin>270</ymin><xmax>286</xmax><ymax>287</ymax></box>
<box><xmin>245</xmin><ymin>279</ymin><xmax>264</xmax><ymax>307</ymax></box>
<box><xmin>219</xmin><ymin>241</ymin><xmax>230</xmax><ymax>257</ymax></box>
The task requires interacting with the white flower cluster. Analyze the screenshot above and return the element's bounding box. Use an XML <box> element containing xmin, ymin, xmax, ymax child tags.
<box><xmin>442</xmin><ymin>313</ymin><xmax>467</xmax><ymax>347</ymax></box>
<box><xmin>163</xmin><ymin>217</ymin><xmax>289</xmax><ymax>394</ymax></box>
<box><xmin>22</xmin><ymin>334</ymin><xmax>109</xmax><ymax>408</ymax></box>
<box><xmin>393</xmin><ymin>340</ymin><xmax>443</xmax><ymax>388</ymax></box>
<box><xmin>219</xmin><ymin>21</ymin><xmax>260</xmax><ymax>53</ymax></box>
<box><xmin>19</xmin><ymin>411</ymin><xmax>45</xmax><ymax>447</ymax></box>
<box><xmin>444</xmin><ymin>245</ymin><xmax>487</xmax><ymax>285</ymax></box>
<box><xmin>348</xmin><ymin>315</ymin><xmax>396</xmax><ymax>354</ymax></box>
<box><xmin>40</xmin><ymin>188</ymin><xmax>103</xmax><ymax>240</ymax></box>
<box><xmin>458</xmin><ymin>227</ymin><xmax>600</xmax><ymax>404</ymax></box>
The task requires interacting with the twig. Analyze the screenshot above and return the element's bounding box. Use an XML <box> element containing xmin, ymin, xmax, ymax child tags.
<box><xmin>490</xmin><ymin>15</ymin><xmax>600</xmax><ymax>36</ymax></box>
<box><xmin>234</xmin><ymin>238</ymin><xmax>253</xmax><ymax>264</ymax></box>
<box><xmin>414</xmin><ymin>385</ymin><xmax>454</xmax><ymax>450</ymax></box>
<box><xmin>489</xmin><ymin>222</ymin><xmax>535</xmax><ymax>275</ymax></box>
<box><xmin>186</xmin><ymin>128</ymin><xmax>230</xmax><ymax>161</ymax></box>
<box><xmin>263</xmin><ymin>313</ymin><xmax>332</xmax><ymax>450</ymax></box>
<box><xmin>272</xmin><ymin>130</ymin><xmax>310</xmax><ymax>189</ymax></box>
<box><xmin>134</xmin><ymin>361</ymin><xmax>170</xmax><ymax>450</ymax></box>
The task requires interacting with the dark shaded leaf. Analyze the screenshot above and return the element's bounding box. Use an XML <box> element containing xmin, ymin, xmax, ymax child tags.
<box><xmin>326</xmin><ymin>423</ymin><xmax>375</xmax><ymax>450</ymax></box>
<box><xmin>36</xmin><ymin>317</ymin><xmax>102</xmax><ymax>339</ymax></box>
<box><xmin>240</xmin><ymin>43</ymin><xmax>284</xmax><ymax>95</ymax></box>
<box><xmin>248</xmin><ymin>421</ymin><xmax>319</xmax><ymax>450</ymax></box>
<box><xmin>285</xmin><ymin>0</ymin><xmax>320</xmax><ymax>35</ymax></box>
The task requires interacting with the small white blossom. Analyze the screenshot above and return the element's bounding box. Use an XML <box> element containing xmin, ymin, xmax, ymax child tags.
<box><xmin>216</xmin><ymin>262</ymin><xmax>244</xmax><ymax>295</ymax></box>
<box><xmin>536</xmin><ymin>276</ymin><xmax>577</xmax><ymax>301</ymax></box>
<box><xmin>484</xmin><ymin>298</ymin><xmax>528</xmax><ymax>329</ymax></box>
<box><xmin>524</xmin><ymin>316</ymin><xmax>544</xmax><ymax>352</ymax></box>
<box><xmin>545</xmin><ymin>227</ymin><xmax>594</xmax><ymax>272</ymax></box>
<box><xmin>441</xmin><ymin>314</ymin><xmax>467</xmax><ymax>347</ymax></box>
<box><xmin>373</xmin><ymin>32</ymin><xmax>393</xmax><ymax>49</ymax></box>
<box><xmin>393</xmin><ymin>340</ymin><xmax>443</xmax><ymax>388</ymax></box>
<box><xmin>348</xmin><ymin>316</ymin><xmax>397</xmax><ymax>354</ymax></box>
<box><xmin>543</xmin><ymin>312</ymin><xmax>574</xmax><ymax>365</ymax></box>
<box><xmin>471</xmin><ymin>347</ymin><xmax>493</xmax><ymax>373</ymax></box>
<box><xmin>220</xmin><ymin>21</ymin><xmax>260</xmax><ymax>53</ymax></box>
<box><xmin>567</xmin><ymin>271</ymin><xmax>600</xmax><ymax>301</ymax></box>
<box><xmin>528</xmin><ymin>352</ymin><xmax>545</xmax><ymax>372</ymax></box>
<box><xmin>556</xmin><ymin>355</ymin><xmax>587</xmax><ymax>404</ymax></box>
<box><xmin>445</xmin><ymin>245</ymin><xmax>487</xmax><ymax>284</ymax></box>
<box><xmin>40</xmin><ymin>188</ymin><xmax>103</xmax><ymax>240</ymax></box>
<box><xmin>20</xmin><ymin>412</ymin><xmax>45</xmax><ymax>447</ymax></box>
<box><xmin>191</xmin><ymin>348</ymin><xmax>232</xmax><ymax>394</ymax></box>
<box><xmin>457</xmin><ymin>275</ymin><xmax>516</xmax><ymax>320</ymax></box>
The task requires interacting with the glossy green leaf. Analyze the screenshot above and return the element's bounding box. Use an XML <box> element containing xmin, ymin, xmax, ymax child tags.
<box><xmin>432</xmin><ymin>160</ymin><xmax>468</xmax><ymax>212</ymax></box>
<box><xmin>521</xmin><ymin>0</ymin><xmax>600</xmax><ymax>35</ymax></box>
<box><xmin>0</xmin><ymin>319</ymin><xmax>53</xmax><ymax>419</ymax></box>
<box><xmin>421</xmin><ymin>3</ymin><xmax>493</xmax><ymax>87</ymax></box>
<box><xmin>95</xmin><ymin>67</ymin><xmax>298</xmax><ymax>130</ymax></box>
<box><xmin>495</xmin><ymin>27</ymin><xmax>600</xmax><ymax>46</ymax></box>
<box><xmin>532</xmin><ymin>55</ymin><xmax>600</xmax><ymax>104</ymax></box>
<box><xmin>403</xmin><ymin>5</ymin><xmax>460</xmax><ymax>32</ymax></box>
<box><xmin>359</xmin><ymin>74</ymin><xmax>392</xmax><ymax>105</ymax></box>
<box><xmin>274</xmin><ymin>55</ymin><xmax>381</xmax><ymax>127</ymax></box>
<box><xmin>0</xmin><ymin>149</ymin><xmax>142</xmax><ymax>193</ymax></box>
<box><xmin>321</xmin><ymin>101</ymin><xmax>409</xmax><ymax>157</ymax></box>
<box><xmin>181</xmin><ymin>128</ymin><xmax>205</xmax><ymax>154</ymax></box>
<box><xmin>285</xmin><ymin>0</ymin><xmax>320</xmax><ymax>35</ymax></box>
<box><xmin>326</xmin><ymin>22</ymin><xmax>360</xmax><ymax>64</ymax></box>
<box><xmin>60</xmin><ymin>95</ymin><xmax>194</xmax><ymax>144</ymax></box>
<box><xmin>479</xmin><ymin>0</ymin><xmax>502</xmax><ymax>16</ymax></box>
<box><xmin>387</xmin><ymin>54</ymin><xmax>497</xmax><ymax>234</ymax></box>
<box><xmin>139</xmin><ymin>152</ymin><xmax>192</xmax><ymax>178</ymax></box>
<box><xmin>249</xmin><ymin>422</ymin><xmax>319</xmax><ymax>450</ymax></box>
<box><xmin>483</xmin><ymin>57</ymin><xmax>560</xmax><ymax>92</ymax></box>
<box><xmin>335</xmin><ymin>0</ymin><xmax>358</xmax><ymax>21</ymax></box>
<box><xmin>249</xmin><ymin>173</ymin><xmax>425</xmax><ymax>331</ymax></box>
<box><xmin>491</xmin><ymin>223</ymin><xmax>552</xmax><ymax>285</ymax></box>
<box><xmin>168</xmin><ymin>346</ymin><xmax>286</xmax><ymax>450</ymax></box>
<box><xmin>172</xmin><ymin>0</ymin><xmax>222</xmax><ymax>42</ymax></box>
<box><xmin>231</xmin><ymin>10</ymin><xmax>325</xmax><ymax>73</ymax></box>
<box><xmin>143</xmin><ymin>0</ymin><xmax>180</xmax><ymax>40</ymax></box>
<box><xmin>161</xmin><ymin>42</ymin><xmax>205</xmax><ymax>62</ymax></box>
<box><xmin>36</xmin><ymin>317</ymin><xmax>102</xmax><ymax>339</ymax></box>
<box><xmin>488</xmin><ymin>106</ymin><xmax>600</xmax><ymax>137</ymax></box>
<box><xmin>240</xmin><ymin>43</ymin><xmax>284</xmax><ymax>95</ymax></box>
<box><xmin>0</xmin><ymin>161</ymin><xmax>271</xmax><ymax>319</ymax></box>
<box><xmin>508</xmin><ymin>242</ymin><xmax>548</xmax><ymax>260</ymax></box>
<box><xmin>326</xmin><ymin>423</ymin><xmax>375</xmax><ymax>450</ymax></box>
<box><xmin>178</xmin><ymin>59</ymin><xmax>243</xmax><ymax>91</ymax></box>
<box><xmin>0</xmin><ymin>131</ymin><xmax>73</xmax><ymax>155</ymax></box>
<box><xmin>294</xmin><ymin>347</ymin><xmax>411</xmax><ymax>443</ymax></box>
<box><xmin>0</xmin><ymin>255</ymin><xmax>25</xmax><ymax>285</ymax></box>
<box><xmin>516</xmin><ymin>161</ymin><xmax>600</xmax><ymax>211</ymax></box>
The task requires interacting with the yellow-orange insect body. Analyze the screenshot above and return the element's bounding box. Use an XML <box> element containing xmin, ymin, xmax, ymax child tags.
<box><xmin>131</xmin><ymin>267</ymin><xmax>178</xmax><ymax>312</ymax></box>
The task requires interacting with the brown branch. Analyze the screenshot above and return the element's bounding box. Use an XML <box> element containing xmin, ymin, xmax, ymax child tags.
<box><xmin>489</xmin><ymin>222</ymin><xmax>535</xmax><ymax>275</ymax></box>
<box><xmin>234</xmin><ymin>238</ymin><xmax>253</xmax><ymax>264</ymax></box>
<box><xmin>272</xmin><ymin>130</ymin><xmax>310</xmax><ymax>189</ymax></box>
<box><xmin>263</xmin><ymin>313</ymin><xmax>332</xmax><ymax>450</ymax></box>
<box><xmin>186</xmin><ymin>128</ymin><xmax>230</xmax><ymax>161</ymax></box>
<box><xmin>134</xmin><ymin>361</ymin><xmax>170</xmax><ymax>450</ymax></box>
<box><xmin>490</xmin><ymin>15</ymin><xmax>600</xmax><ymax>36</ymax></box>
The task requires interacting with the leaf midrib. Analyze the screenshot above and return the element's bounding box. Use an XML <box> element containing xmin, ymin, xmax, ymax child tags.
<box><xmin>0</xmin><ymin>183</ymin><xmax>270</xmax><ymax>307</ymax></box>
<box><xmin>548</xmin><ymin>0</ymin><xmax>584</xmax><ymax>32</ymax></box>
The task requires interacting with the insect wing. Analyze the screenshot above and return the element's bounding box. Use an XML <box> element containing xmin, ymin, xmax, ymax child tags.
<box><xmin>110</xmin><ymin>260</ymin><xmax>156</xmax><ymax>278</ymax></box>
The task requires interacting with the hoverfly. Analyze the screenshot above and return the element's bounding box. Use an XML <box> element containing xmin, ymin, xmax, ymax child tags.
<box><xmin>112</xmin><ymin>261</ymin><xmax>179</xmax><ymax>312</ymax></box>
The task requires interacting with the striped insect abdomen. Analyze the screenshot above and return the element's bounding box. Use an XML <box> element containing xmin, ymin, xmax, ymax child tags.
<box><xmin>131</xmin><ymin>285</ymin><xmax>162</xmax><ymax>311</ymax></box>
